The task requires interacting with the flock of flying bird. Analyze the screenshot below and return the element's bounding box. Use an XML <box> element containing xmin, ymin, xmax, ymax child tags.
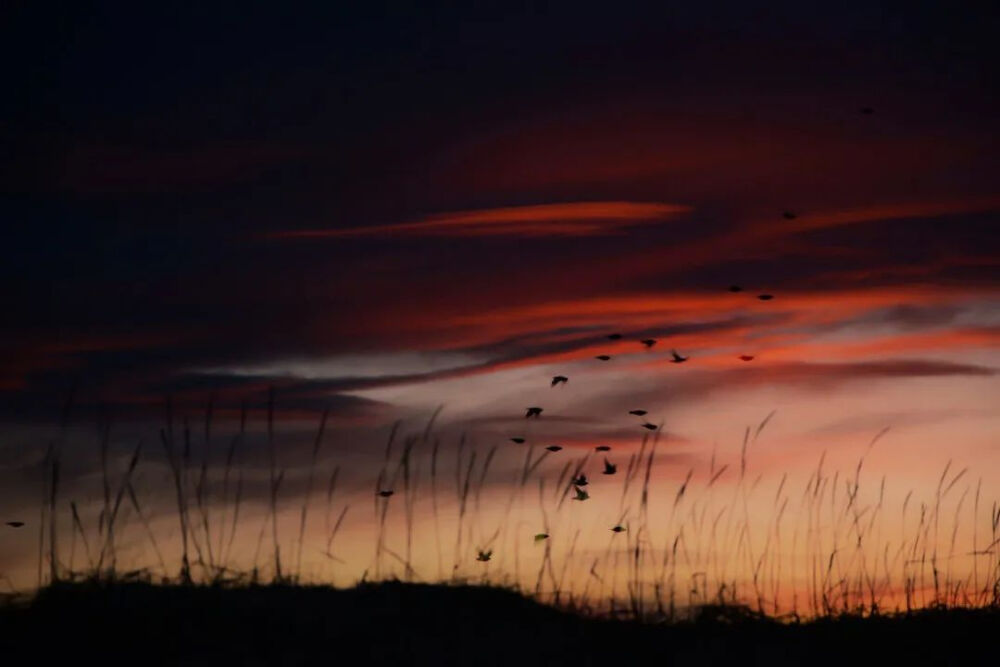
<box><xmin>371</xmin><ymin>275</ymin><xmax>776</xmax><ymax>532</ymax></box>
<box><xmin>5</xmin><ymin>234</ymin><xmax>788</xmax><ymax>560</ymax></box>
<box><xmin>473</xmin><ymin>279</ymin><xmax>781</xmax><ymax>560</ymax></box>
<box><xmin>476</xmin><ymin>198</ymin><xmax>896</xmax><ymax>559</ymax></box>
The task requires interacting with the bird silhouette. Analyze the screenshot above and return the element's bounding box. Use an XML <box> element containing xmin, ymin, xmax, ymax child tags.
<box><xmin>572</xmin><ymin>474</ymin><xmax>588</xmax><ymax>486</ymax></box>
<box><xmin>603</xmin><ymin>458</ymin><xmax>617</xmax><ymax>475</ymax></box>
<box><xmin>628</xmin><ymin>409</ymin><xmax>648</xmax><ymax>416</ymax></box>
<box><xmin>640</xmin><ymin>339</ymin><xmax>656</xmax><ymax>348</ymax></box>
<box><xmin>525</xmin><ymin>407</ymin><xmax>543</xmax><ymax>418</ymax></box>
<box><xmin>551</xmin><ymin>375</ymin><xmax>568</xmax><ymax>387</ymax></box>
<box><xmin>476</xmin><ymin>549</ymin><xmax>493</xmax><ymax>562</ymax></box>
<box><xmin>860</xmin><ymin>106</ymin><xmax>874</xmax><ymax>115</ymax></box>
<box><xmin>545</xmin><ymin>445</ymin><xmax>563</xmax><ymax>452</ymax></box>
<box><xmin>728</xmin><ymin>285</ymin><xmax>743</xmax><ymax>293</ymax></box>
<box><xmin>782</xmin><ymin>211</ymin><xmax>797</xmax><ymax>220</ymax></box>
<box><xmin>6</xmin><ymin>521</ymin><xmax>24</xmax><ymax>528</ymax></box>
<box><xmin>573</xmin><ymin>486</ymin><xmax>590</xmax><ymax>501</ymax></box>
<box><xmin>595</xmin><ymin>445</ymin><xmax>611</xmax><ymax>452</ymax></box>
<box><xmin>738</xmin><ymin>355</ymin><xmax>755</xmax><ymax>362</ymax></box>
<box><xmin>670</xmin><ymin>349</ymin><xmax>689</xmax><ymax>363</ymax></box>
<box><xmin>377</xmin><ymin>490</ymin><xmax>394</xmax><ymax>498</ymax></box>
<box><xmin>757</xmin><ymin>294</ymin><xmax>774</xmax><ymax>301</ymax></box>
<box><xmin>595</xmin><ymin>355</ymin><xmax>611</xmax><ymax>361</ymax></box>
<box><xmin>607</xmin><ymin>333</ymin><xmax>622</xmax><ymax>340</ymax></box>
<box><xmin>510</xmin><ymin>437</ymin><xmax>526</xmax><ymax>444</ymax></box>
<box><xmin>611</xmin><ymin>525</ymin><xmax>626</xmax><ymax>533</ymax></box>
<box><xmin>641</xmin><ymin>422</ymin><xmax>658</xmax><ymax>431</ymax></box>
<box><xmin>534</xmin><ymin>533</ymin><xmax>549</xmax><ymax>542</ymax></box>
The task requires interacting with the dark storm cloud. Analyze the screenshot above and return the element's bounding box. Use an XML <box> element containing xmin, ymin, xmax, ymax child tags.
<box><xmin>459</xmin><ymin>315</ymin><xmax>781</xmax><ymax>361</ymax></box>
<box><xmin>744</xmin><ymin>359</ymin><xmax>996</xmax><ymax>381</ymax></box>
<box><xmin>0</xmin><ymin>307</ymin><xmax>782</xmax><ymax>424</ymax></box>
<box><xmin>844</xmin><ymin>305</ymin><xmax>963</xmax><ymax>330</ymax></box>
<box><xmin>574</xmin><ymin>358</ymin><xmax>998</xmax><ymax>416</ymax></box>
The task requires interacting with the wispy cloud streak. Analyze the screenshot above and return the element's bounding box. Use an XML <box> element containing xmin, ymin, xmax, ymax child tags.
<box><xmin>270</xmin><ymin>201</ymin><xmax>691</xmax><ymax>239</ymax></box>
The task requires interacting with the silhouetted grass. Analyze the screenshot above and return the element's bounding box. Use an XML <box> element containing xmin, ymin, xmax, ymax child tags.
<box><xmin>12</xmin><ymin>388</ymin><xmax>1000</xmax><ymax>641</ymax></box>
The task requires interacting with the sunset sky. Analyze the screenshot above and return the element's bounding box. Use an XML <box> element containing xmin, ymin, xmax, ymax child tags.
<box><xmin>2</xmin><ymin>2</ymin><xmax>998</xmax><ymax>594</ymax></box>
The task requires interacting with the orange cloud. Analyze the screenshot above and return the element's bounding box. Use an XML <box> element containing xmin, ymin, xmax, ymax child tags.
<box><xmin>625</xmin><ymin>327</ymin><xmax>1000</xmax><ymax>374</ymax></box>
<box><xmin>584</xmin><ymin>197</ymin><xmax>1000</xmax><ymax>280</ymax></box>
<box><xmin>811</xmin><ymin>255</ymin><xmax>1000</xmax><ymax>284</ymax></box>
<box><xmin>270</xmin><ymin>201</ymin><xmax>691</xmax><ymax>239</ymax></box>
<box><xmin>447</xmin><ymin>286</ymin><xmax>973</xmax><ymax>333</ymax></box>
<box><xmin>328</xmin><ymin>286</ymin><xmax>995</xmax><ymax>389</ymax></box>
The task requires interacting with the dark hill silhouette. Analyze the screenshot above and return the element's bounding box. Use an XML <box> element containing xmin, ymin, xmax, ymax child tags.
<box><xmin>0</xmin><ymin>581</ymin><xmax>995</xmax><ymax>666</ymax></box>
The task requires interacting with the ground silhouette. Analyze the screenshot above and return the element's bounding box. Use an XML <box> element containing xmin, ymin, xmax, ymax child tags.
<box><xmin>1</xmin><ymin>581</ymin><xmax>995</xmax><ymax>665</ymax></box>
